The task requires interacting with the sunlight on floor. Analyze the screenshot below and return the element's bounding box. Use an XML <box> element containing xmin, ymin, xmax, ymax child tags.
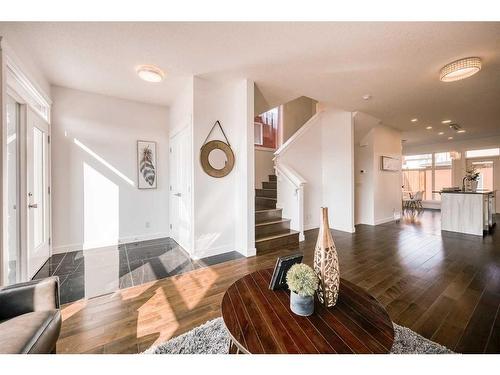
<box><xmin>136</xmin><ymin>286</ymin><xmax>179</xmax><ymax>345</ymax></box>
<box><xmin>171</xmin><ymin>267</ymin><xmax>218</xmax><ymax>309</ymax></box>
<box><xmin>61</xmin><ymin>299</ymin><xmax>88</xmax><ymax>321</ymax></box>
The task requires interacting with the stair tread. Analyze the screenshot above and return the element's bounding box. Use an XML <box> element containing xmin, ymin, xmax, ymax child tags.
<box><xmin>257</xmin><ymin>188</ymin><xmax>277</xmax><ymax>191</ymax></box>
<box><xmin>255</xmin><ymin>196</ymin><xmax>277</xmax><ymax>201</ymax></box>
<box><xmin>255</xmin><ymin>208</ymin><xmax>282</xmax><ymax>213</ymax></box>
<box><xmin>255</xmin><ymin>218</ymin><xmax>290</xmax><ymax>227</ymax></box>
<box><xmin>256</xmin><ymin>230</ymin><xmax>299</xmax><ymax>242</ymax></box>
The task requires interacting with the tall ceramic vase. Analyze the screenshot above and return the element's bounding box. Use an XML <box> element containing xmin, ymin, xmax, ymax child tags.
<box><xmin>314</xmin><ymin>207</ymin><xmax>340</xmax><ymax>308</ymax></box>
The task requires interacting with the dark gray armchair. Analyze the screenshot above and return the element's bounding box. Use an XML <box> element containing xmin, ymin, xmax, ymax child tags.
<box><xmin>0</xmin><ymin>276</ymin><xmax>61</xmax><ymax>354</ymax></box>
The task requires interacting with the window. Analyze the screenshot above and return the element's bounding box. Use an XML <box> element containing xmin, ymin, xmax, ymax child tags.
<box><xmin>465</xmin><ymin>148</ymin><xmax>500</xmax><ymax>158</ymax></box>
<box><xmin>471</xmin><ymin>161</ymin><xmax>494</xmax><ymax>191</ymax></box>
<box><xmin>402</xmin><ymin>152</ymin><xmax>453</xmax><ymax>201</ymax></box>
<box><xmin>254</xmin><ymin>107</ymin><xmax>279</xmax><ymax>149</ymax></box>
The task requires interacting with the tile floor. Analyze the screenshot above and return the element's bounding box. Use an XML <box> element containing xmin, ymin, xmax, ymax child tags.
<box><xmin>33</xmin><ymin>237</ymin><xmax>243</xmax><ymax>304</ymax></box>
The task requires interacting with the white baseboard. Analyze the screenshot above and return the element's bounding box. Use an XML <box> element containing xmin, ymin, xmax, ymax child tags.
<box><xmin>52</xmin><ymin>232</ymin><xmax>170</xmax><ymax>254</ymax></box>
<box><xmin>238</xmin><ymin>247</ymin><xmax>256</xmax><ymax>258</ymax></box>
<box><xmin>304</xmin><ymin>223</ymin><xmax>355</xmax><ymax>234</ymax></box>
<box><xmin>374</xmin><ymin>216</ymin><xmax>397</xmax><ymax>225</ymax></box>
<box><xmin>191</xmin><ymin>243</ymin><xmax>236</xmax><ymax>260</ymax></box>
<box><xmin>304</xmin><ymin>224</ymin><xmax>319</xmax><ymax>231</ymax></box>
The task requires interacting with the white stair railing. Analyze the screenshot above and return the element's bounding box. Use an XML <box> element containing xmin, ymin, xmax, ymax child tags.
<box><xmin>274</xmin><ymin>162</ymin><xmax>307</xmax><ymax>241</ymax></box>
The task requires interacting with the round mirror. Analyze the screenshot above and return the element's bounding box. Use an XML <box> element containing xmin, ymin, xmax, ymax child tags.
<box><xmin>208</xmin><ymin>148</ymin><xmax>227</xmax><ymax>170</ymax></box>
<box><xmin>200</xmin><ymin>140</ymin><xmax>235</xmax><ymax>178</ymax></box>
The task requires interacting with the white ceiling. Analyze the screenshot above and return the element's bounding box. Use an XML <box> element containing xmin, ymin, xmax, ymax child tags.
<box><xmin>0</xmin><ymin>22</ymin><xmax>499</xmax><ymax>145</ymax></box>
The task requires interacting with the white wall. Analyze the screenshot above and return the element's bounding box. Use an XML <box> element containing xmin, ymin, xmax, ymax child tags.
<box><xmin>281</xmin><ymin>96</ymin><xmax>317</xmax><ymax>144</ymax></box>
<box><xmin>322</xmin><ymin>108</ymin><xmax>355</xmax><ymax>232</ymax></box>
<box><xmin>404</xmin><ymin>135</ymin><xmax>500</xmax><ymax>212</ymax></box>
<box><xmin>192</xmin><ymin>77</ymin><xmax>254</xmax><ymax>259</ymax></box>
<box><xmin>169</xmin><ymin>78</ymin><xmax>193</xmax><ymax>137</ymax></box>
<box><xmin>373</xmin><ymin>126</ymin><xmax>403</xmax><ymax>224</ymax></box>
<box><xmin>255</xmin><ymin>148</ymin><xmax>275</xmax><ymax>187</ymax></box>
<box><xmin>276</xmin><ymin>107</ymin><xmax>355</xmax><ymax>233</ymax></box>
<box><xmin>51</xmin><ymin>86</ymin><xmax>169</xmax><ymax>253</ymax></box>
<box><xmin>0</xmin><ymin>38</ymin><xmax>51</xmax><ymax>101</ymax></box>
<box><xmin>354</xmin><ymin>113</ymin><xmax>402</xmax><ymax>225</ymax></box>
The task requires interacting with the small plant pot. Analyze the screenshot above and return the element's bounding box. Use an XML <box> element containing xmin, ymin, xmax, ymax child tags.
<box><xmin>290</xmin><ymin>291</ymin><xmax>314</xmax><ymax>316</ymax></box>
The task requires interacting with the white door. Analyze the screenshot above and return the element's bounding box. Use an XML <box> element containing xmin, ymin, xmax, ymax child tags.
<box><xmin>169</xmin><ymin>127</ymin><xmax>192</xmax><ymax>253</ymax></box>
<box><xmin>26</xmin><ymin>108</ymin><xmax>51</xmax><ymax>278</ymax></box>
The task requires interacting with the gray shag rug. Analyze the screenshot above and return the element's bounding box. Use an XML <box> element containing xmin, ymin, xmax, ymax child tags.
<box><xmin>144</xmin><ymin>317</ymin><xmax>454</xmax><ymax>354</ymax></box>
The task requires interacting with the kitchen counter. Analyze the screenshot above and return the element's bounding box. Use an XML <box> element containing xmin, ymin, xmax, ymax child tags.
<box><xmin>440</xmin><ymin>190</ymin><xmax>493</xmax><ymax>195</ymax></box>
<box><xmin>441</xmin><ymin>191</ymin><xmax>496</xmax><ymax>236</ymax></box>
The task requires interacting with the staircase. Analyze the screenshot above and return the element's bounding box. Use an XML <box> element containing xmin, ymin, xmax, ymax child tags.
<box><xmin>255</xmin><ymin>174</ymin><xmax>299</xmax><ymax>252</ymax></box>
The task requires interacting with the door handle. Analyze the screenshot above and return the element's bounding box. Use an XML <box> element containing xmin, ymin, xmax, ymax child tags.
<box><xmin>28</xmin><ymin>203</ymin><xmax>38</xmax><ymax>209</ymax></box>
<box><xmin>174</xmin><ymin>193</ymin><xmax>182</xmax><ymax>197</ymax></box>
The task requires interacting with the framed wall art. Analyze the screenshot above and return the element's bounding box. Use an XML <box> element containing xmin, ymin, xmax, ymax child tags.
<box><xmin>380</xmin><ymin>156</ymin><xmax>400</xmax><ymax>172</ymax></box>
<box><xmin>137</xmin><ymin>140</ymin><xmax>157</xmax><ymax>189</ymax></box>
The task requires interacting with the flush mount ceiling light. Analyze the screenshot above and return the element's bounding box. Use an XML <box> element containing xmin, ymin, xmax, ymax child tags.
<box><xmin>426</xmin><ymin>126</ymin><xmax>433</xmax><ymax>130</ymax></box>
<box><xmin>448</xmin><ymin>136</ymin><xmax>454</xmax><ymax>140</ymax></box>
<box><xmin>136</xmin><ymin>65</ymin><xmax>165</xmax><ymax>83</ymax></box>
<box><xmin>411</xmin><ymin>118</ymin><xmax>418</xmax><ymax>123</ymax></box>
<box><xmin>441</xmin><ymin>120</ymin><xmax>452</xmax><ymax>124</ymax></box>
<box><xmin>457</xmin><ymin>130</ymin><xmax>466</xmax><ymax>133</ymax></box>
<box><xmin>362</xmin><ymin>94</ymin><xmax>372</xmax><ymax>100</ymax></box>
<box><xmin>439</xmin><ymin>57</ymin><xmax>481</xmax><ymax>82</ymax></box>
<box><xmin>438</xmin><ymin>132</ymin><xmax>444</xmax><ymax>135</ymax></box>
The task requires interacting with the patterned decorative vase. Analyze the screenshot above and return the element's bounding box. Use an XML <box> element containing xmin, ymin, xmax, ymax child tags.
<box><xmin>313</xmin><ymin>207</ymin><xmax>340</xmax><ymax>308</ymax></box>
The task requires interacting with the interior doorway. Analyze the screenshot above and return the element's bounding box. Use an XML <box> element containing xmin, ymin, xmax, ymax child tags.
<box><xmin>3</xmin><ymin>90</ymin><xmax>51</xmax><ymax>285</ymax></box>
<box><xmin>169</xmin><ymin>126</ymin><xmax>192</xmax><ymax>254</ymax></box>
<box><xmin>26</xmin><ymin>107</ymin><xmax>51</xmax><ymax>278</ymax></box>
<box><xmin>5</xmin><ymin>94</ymin><xmax>20</xmax><ymax>284</ymax></box>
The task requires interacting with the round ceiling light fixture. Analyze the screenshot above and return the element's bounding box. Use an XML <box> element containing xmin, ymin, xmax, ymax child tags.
<box><xmin>411</xmin><ymin>118</ymin><xmax>418</xmax><ymax>123</ymax></box>
<box><xmin>426</xmin><ymin>126</ymin><xmax>433</xmax><ymax>130</ymax></box>
<box><xmin>439</xmin><ymin>57</ymin><xmax>481</xmax><ymax>82</ymax></box>
<box><xmin>136</xmin><ymin>65</ymin><xmax>165</xmax><ymax>83</ymax></box>
<box><xmin>362</xmin><ymin>94</ymin><xmax>372</xmax><ymax>100</ymax></box>
<box><xmin>441</xmin><ymin>120</ymin><xmax>452</xmax><ymax>124</ymax></box>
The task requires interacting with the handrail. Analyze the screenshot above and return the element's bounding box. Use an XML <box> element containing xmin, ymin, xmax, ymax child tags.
<box><xmin>275</xmin><ymin>162</ymin><xmax>306</xmax><ymax>189</ymax></box>
<box><xmin>275</xmin><ymin>161</ymin><xmax>306</xmax><ymax>242</ymax></box>
<box><xmin>274</xmin><ymin>111</ymin><xmax>323</xmax><ymax>158</ymax></box>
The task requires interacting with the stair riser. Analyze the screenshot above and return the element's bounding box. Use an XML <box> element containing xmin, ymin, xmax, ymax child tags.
<box><xmin>256</xmin><ymin>232</ymin><xmax>300</xmax><ymax>252</ymax></box>
<box><xmin>262</xmin><ymin>181</ymin><xmax>277</xmax><ymax>189</ymax></box>
<box><xmin>255</xmin><ymin>220</ymin><xmax>291</xmax><ymax>237</ymax></box>
<box><xmin>255</xmin><ymin>189</ymin><xmax>277</xmax><ymax>198</ymax></box>
<box><xmin>255</xmin><ymin>197</ymin><xmax>276</xmax><ymax>209</ymax></box>
<box><xmin>255</xmin><ymin>209</ymin><xmax>282</xmax><ymax>223</ymax></box>
<box><xmin>268</xmin><ymin>175</ymin><xmax>277</xmax><ymax>182</ymax></box>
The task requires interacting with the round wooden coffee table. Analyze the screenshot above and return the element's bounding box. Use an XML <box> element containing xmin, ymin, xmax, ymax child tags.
<box><xmin>221</xmin><ymin>268</ymin><xmax>394</xmax><ymax>354</ymax></box>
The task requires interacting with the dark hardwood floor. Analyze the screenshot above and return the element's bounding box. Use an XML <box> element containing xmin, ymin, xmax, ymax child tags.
<box><xmin>56</xmin><ymin>210</ymin><xmax>500</xmax><ymax>354</ymax></box>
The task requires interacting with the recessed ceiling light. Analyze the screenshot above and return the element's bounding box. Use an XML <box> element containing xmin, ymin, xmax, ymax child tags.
<box><xmin>136</xmin><ymin>65</ymin><xmax>165</xmax><ymax>83</ymax></box>
<box><xmin>362</xmin><ymin>94</ymin><xmax>372</xmax><ymax>100</ymax></box>
<box><xmin>426</xmin><ymin>126</ymin><xmax>433</xmax><ymax>130</ymax></box>
<box><xmin>411</xmin><ymin>118</ymin><xmax>418</xmax><ymax>123</ymax></box>
<box><xmin>438</xmin><ymin>132</ymin><xmax>444</xmax><ymax>135</ymax></box>
<box><xmin>448</xmin><ymin>136</ymin><xmax>454</xmax><ymax>140</ymax></box>
<box><xmin>440</xmin><ymin>57</ymin><xmax>481</xmax><ymax>82</ymax></box>
<box><xmin>457</xmin><ymin>130</ymin><xmax>466</xmax><ymax>133</ymax></box>
<box><xmin>441</xmin><ymin>120</ymin><xmax>452</xmax><ymax>124</ymax></box>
